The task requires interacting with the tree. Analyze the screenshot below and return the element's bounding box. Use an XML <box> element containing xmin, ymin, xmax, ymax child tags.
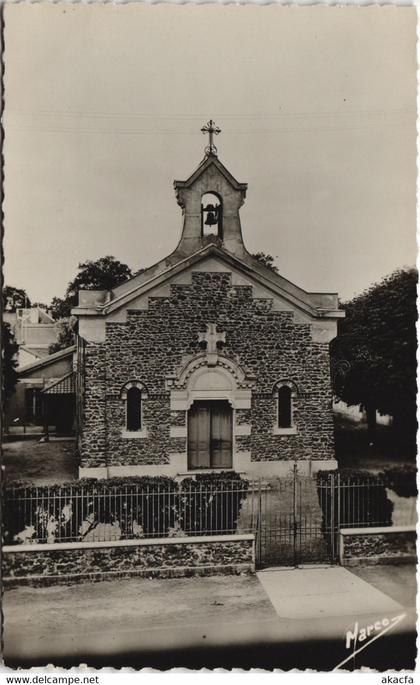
<box><xmin>49</xmin><ymin>317</ymin><xmax>78</xmax><ymax>354</ymax></box>
<box><xmin>2</xmin><ymin>322</ymin><xmax>18</xmax><ymax>405</ymax></box>
<box><xmin>251</xmin><ymin>252</ymin><xmax>279</xmax><ymax>274</ymax></box>
<box><xmin>331</xmin><ymin>268</ymin><xmax>417</xmax><ymax>446</ymax></box>
<box><xmin>2</xmin><ymin>285</ymin><xmax>31</xmax><ymax>312</ymax></box>
<box><xmin>50</xmin><ymin>296</ymin><xmax>73</xmax><ymax>321</ymax></box>
<box><xmin>50</xmin><ymin>256</ymin><xmax>133</xmax><ymax>320</ymax></box>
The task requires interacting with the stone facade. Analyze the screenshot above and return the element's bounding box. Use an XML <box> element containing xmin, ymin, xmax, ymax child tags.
<box><xmin>3</xmin><ymin>535</ymin><xmax>254</xmax><ymax>587</ymax></box>
<box><xmin>80</xmin><ymin>272</ymin><xmax>335</xmax><ymax>472</ymax></box>
<box><xmin>340</xmin><ymin>526</ymin><xmax>416</xmax><ymax>567</ymax></box>
<box><xmin>73</xmin><ymin>151</ymin><xmax>343</xmax><ymax>479</ymax></box>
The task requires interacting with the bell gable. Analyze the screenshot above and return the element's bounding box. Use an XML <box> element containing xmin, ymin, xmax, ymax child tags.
<box><xmin>173</xmin><ymin>154</ymin><xmax>248</xmax><ymax>260</ymax></box>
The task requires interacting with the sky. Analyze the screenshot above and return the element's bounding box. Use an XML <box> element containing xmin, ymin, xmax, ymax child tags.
<box><xmin>3</xmin><ymin>4</ymin><xmax>417</xmax><ymax>305</ymax></box>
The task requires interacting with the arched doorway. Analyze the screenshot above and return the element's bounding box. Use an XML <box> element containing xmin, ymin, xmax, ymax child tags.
<box><xmin>188</xmin><ymin>399</ymin><xmax>232</xmax><ymax>469</ymax></box>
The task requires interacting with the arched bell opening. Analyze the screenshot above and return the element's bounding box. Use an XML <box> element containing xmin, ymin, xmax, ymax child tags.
<box><xmin>201</xmin><ymin>192</ymin><xmax>223</xmax><ymax>239</ymax></box>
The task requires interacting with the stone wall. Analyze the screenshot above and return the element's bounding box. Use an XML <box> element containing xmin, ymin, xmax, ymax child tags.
<box><xmin>80</xmin><ymin>271</ymin><xmax>335</xmax><ymax>469</ymax></box>
<box><xmin>3</xmin><ymin>534</ymin><xmax>255</xmax><ymax>587</ymax></box>
<box><xmin>340</xmin><ymin>526</ymin><xmax>416</xmax><ymax>567</ymax></box>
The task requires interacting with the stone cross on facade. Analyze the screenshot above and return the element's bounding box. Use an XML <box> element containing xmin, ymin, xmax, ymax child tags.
<box><xmin>201</xmin><ymin>119</ymin><xmax>221</xmax><ymax>156</ymax></box>
<box><xmin>199</xmin><ymin>323</ymin><xmax>226</xmax><ymax>367</ymax></box>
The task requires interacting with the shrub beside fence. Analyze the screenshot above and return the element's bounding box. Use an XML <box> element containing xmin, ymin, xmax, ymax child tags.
<box><xmin>317</xmin><ymin>470</ymin><xmax>394</xmax><ymax>531</ymax></box>
<box><xmin>5</xmin><ymin>469</ymin><xmax>415</xmax><ymax>561</ymax></box>
<box><xmin>4</xmin><ymin>473</ymin><xmax>249</xmax><ymax>545</ymax></box>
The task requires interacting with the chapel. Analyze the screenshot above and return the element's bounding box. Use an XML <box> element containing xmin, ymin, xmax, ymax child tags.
<box><xmin>73</xmin><ymin>121</ymin><xmax>343</xmax><ymax>480</ymax></box>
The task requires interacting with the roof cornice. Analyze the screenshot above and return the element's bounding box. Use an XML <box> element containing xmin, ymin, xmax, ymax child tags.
<box><xmin>74</xmin><ymin>245</ymin><xmax>341</xmax><ymax>320</ymax></box>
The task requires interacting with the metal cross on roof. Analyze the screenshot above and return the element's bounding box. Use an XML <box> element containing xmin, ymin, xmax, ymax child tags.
<box><xmin>201</xmin><ymin>119</ymin><xmax>221</xmax><ymax>156</ymax></box>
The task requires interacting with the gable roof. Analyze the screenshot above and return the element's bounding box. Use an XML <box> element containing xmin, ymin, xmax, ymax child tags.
<box><xmin>73</xmin><ymin>244</ymin><xmax>342</xmax><ymax>320</ymax></box>
<box><xmin>174</xmin><ymin>155</ymin><xmax>247</xmax><ymax>193</ymax></box>
<box><xmin>17</xmin><ymin>345</ymin><xmax>75</xmax><ymax>375</ymax></box>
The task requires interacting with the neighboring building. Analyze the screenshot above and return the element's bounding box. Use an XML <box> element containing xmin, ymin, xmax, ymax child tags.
<box><xmin>5</xmin><ymin>346</ymin><xmax>76</xmax><ymax>435</ymax></box>
<box><xmin>4</xmin><ymin>306</ymin><xmax>58</xmax><ymax>366</ymax></box>
<box><xmin>73</xmin><ymin>129</ymin><xmax>344</xmax><ymax>480</ymax></box>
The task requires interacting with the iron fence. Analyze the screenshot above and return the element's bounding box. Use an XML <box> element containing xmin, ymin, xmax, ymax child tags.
<box><xmin>254</xmin><ymin>469</ymin><xmax>415</xmax><ymax>566</ymax></box>
<box><xmin>4</xmin><ymin>471</ymin><xmax>416</xmax><ymax>565</ymax></box>
<box><xmin>3</xmin><ymin>481</ymin><xmax>252</xmax><ymax>545</ymax></box>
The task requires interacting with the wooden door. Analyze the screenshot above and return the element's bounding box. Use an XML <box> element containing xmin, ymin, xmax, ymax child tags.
<box><xmin>210</xmin><ymin>402</ymin><xmax>233</xmax><ymax>468</ymax></box>
<box><xmin>188</xmin><ymin>401</ymin><xmax>232</xmax><ymax>470</ymax></box>
<box><xmin>188</xmin><ymin>403</ymin><xmax>211</xmax><ymax>469</ymax></box>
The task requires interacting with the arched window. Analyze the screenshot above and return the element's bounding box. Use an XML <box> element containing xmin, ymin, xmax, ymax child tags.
<box><xmin>273</xmin><ymin>380</ymin><xmax>298</xmax><ymax>434</ymax></box>
<box><xmin>126</xmin><ymin>387</ymin><xmax>142</xmax><ymax>431</ymax></box>
<box><xmin>201</xmin><ymin>192</ymin><xmax>223</xmax><ymax>239</ymax></box>
<box><xmin>278</xmin><ymin>386</ymin><xmax>292</xmax><ymax>428</ymax></box>
<box><xmin>120</xmin><ymin>381</ymin><xmax>148</xmax><ymax>435</ymax></box>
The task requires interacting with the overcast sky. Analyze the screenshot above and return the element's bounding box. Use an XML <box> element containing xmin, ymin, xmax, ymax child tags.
<box><xmin>3</xmin><ymin>4</ymin><xmax>416</xmax><ymax>305</ymax></box>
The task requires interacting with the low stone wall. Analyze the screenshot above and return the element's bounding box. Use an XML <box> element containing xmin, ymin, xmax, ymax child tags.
<box><xmin>3</xmin><ymin>534</ymin><xmax>255</xmax><ymax>587</ymax></box>
<box><xmin>339</xmin><ymin>526</ymin><xmax>416</xmax><ymax>567</ymax></box>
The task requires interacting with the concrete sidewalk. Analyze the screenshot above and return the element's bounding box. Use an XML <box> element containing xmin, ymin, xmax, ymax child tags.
<box><xmin>257</xmin><ymin>566</ymin><xmax>403</xmax><ymax>620</ymax></box>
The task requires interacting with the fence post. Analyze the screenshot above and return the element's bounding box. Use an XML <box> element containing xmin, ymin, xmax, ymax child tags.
<box><xmin>257</xmin><ymin>479</ymin><xmax>262</xmax><ymax>568</ymax></box>
<box><xmin>330</xmin><ymin>473</ymin><xmax>335</xmax><ymax>562</ymax></box>
<box><xmin>336</xmin><ymin>472</ymin><xmax>341</xmax><ymax>563</ymax></box>
<box><xmin>293</xmin><ymin>463</ymin><xmax>298</xmax><ymax>568</ymax></box>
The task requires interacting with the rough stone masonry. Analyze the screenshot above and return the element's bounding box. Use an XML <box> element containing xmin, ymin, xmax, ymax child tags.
<box><xmin>80</xmin><ymin>272</ymin><xmax>335</xmax><ymax>471</ymax></box>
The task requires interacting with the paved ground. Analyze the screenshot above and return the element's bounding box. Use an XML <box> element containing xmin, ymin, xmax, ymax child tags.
<box><xmin>350</xmin><ymin>564</ymin><xmax>417</xmax><ymax>608</ymax></box>
<box><xmin>3</xmin><ymin>565</ymin><xmax>416</xmax><ymax>670</ymax></box>
<box><xmin>257</xmin><ymin>566</ymin><xmax>403</xmax><ymax>620</ymax></box>
<box><xmin>2</xmin><ymin>439</ymin><xmax>78</xmax><ymax>484</ymax></box>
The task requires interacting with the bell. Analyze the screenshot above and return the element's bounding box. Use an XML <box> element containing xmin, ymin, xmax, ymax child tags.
<box><xmin>205</xmin><ymin>211</ymin><xmax>217</xmax><ymax>226</ymax></box>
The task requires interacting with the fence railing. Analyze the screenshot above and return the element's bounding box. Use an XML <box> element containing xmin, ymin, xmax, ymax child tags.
<box><xmin>4</xmin><ymin>472</ymin><xmax>416</xmax><ymax>557</ymax></box>
<box><xmin>316</xmin><ymin>472</ymin><xmax>396</xmax><ymax>561</ymax></box>
<box><xmin>4</xmin><ymin>482</ymin><xmax>251</xmax><ymax>545</ymax></box>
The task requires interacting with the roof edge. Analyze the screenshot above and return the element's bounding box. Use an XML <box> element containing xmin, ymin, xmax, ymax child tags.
<box><xmin>42</xmin><ymin>371</ymin><xmax>75</xmax><ymax>394</ymax></box>
<box><xmin>17</xmin><ymin>345</ymin><xmax>76</xmax><ymax>374</ymax></box>
<box><xmin>93</xmin><ymin>244</ymin><xmax>334</xmax><ymax>319</ymax></box>
<box><xmin>174</xmin><ymin>155</ymin><xmax>247</xmax><ymax>192</ymax></box>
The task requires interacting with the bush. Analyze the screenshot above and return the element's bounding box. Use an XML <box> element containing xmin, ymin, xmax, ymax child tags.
<box><xmin>382</xmin><ymin>466</ymin><xmax>418</xmax><ymax>498</ymax></box>
<box><xmin>4</xmin><ymin>473</ymin><xmax>249</xmax><ymax>544</ymax></box>
<box><xmin>180</xmin><ymin>472</ymin><xmax>248</xmax><ymax>535</ymax></box>
<box><xmin>317</xmin><ymin>470</ymin><xmax>393</xmax><ymax>532</ymax></box>
<box><xmin>4</xmin><ymin>476</ymin><xmax>178</xmax><ymax>544</ymax></box>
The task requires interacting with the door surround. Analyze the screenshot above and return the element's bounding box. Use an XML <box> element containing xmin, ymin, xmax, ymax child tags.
<box><xmin>168</xmin><ymin>354</ymin><xmax>254</xmax><ymax>473</ymax></box>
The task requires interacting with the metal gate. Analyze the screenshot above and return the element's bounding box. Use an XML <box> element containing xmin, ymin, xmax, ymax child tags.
<box><xmin>239</xmin><ymin>467</ymin><xmax>393</xmax><ymax>568</ymax></box>
<box><xmin>254</xmin><ymin>469</ymin><xmax>336</xmax><ymax>567</ymax></box>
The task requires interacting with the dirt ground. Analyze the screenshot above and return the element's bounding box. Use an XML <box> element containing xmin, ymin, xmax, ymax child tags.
<box><xmin>334</xmin><ymin>419</ymin><xmax>416</xmax><ymax>473</ymax></box>
<box><xmin>2</xmin><ymin>439</ymin><xmax>78</xmax><ymax>484</ymax></box>
<box><xmin>3</xmin><ymin>574</ymin><xmax>281</xmax><ymax>668</ymax></box>
<box><xmin>2</xmin><ymin>420</ymin><xmax>416</xmax><ymax>486</ymax></box>
<box><xmin>3</xmin><ymin>565</ymin><xmax>416</xmax><ymax>670</ymax></box>
<box><xmin>4</xmin><ymin>574</ymin><xmax>275</xmax><ymax>638</ymax></box>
